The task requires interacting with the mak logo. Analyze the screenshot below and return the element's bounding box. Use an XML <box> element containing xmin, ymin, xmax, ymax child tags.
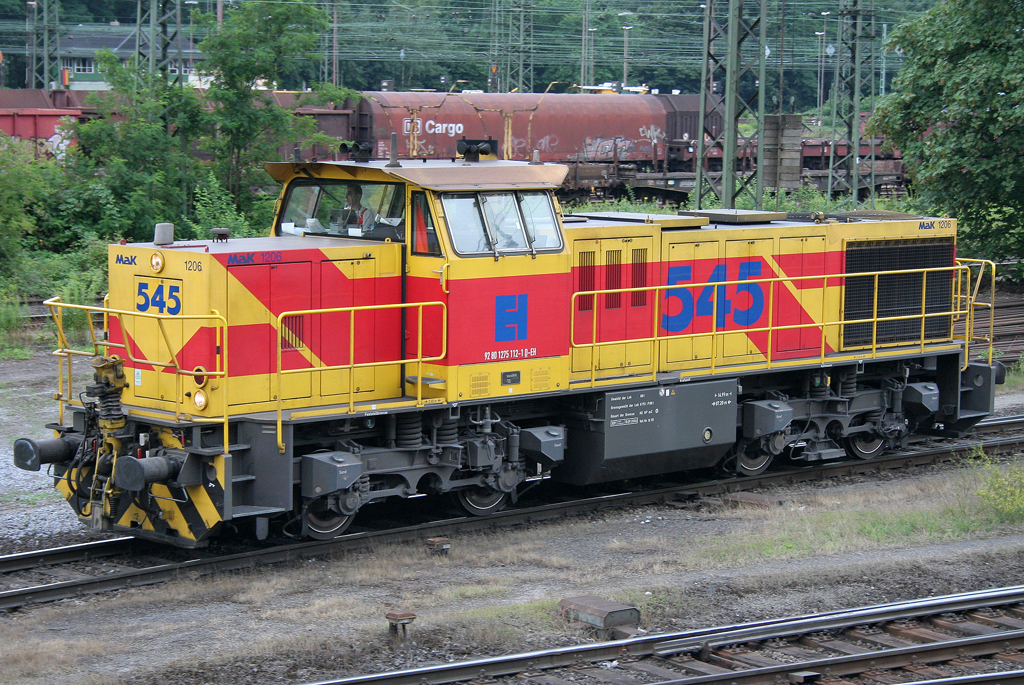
<box><xmin>114</xmin><ymin>254</ymin><xmax>137</xmax><ymax>265</ymax></box>
<box><xmin>226</xmin><ymin>253</ymin><xmax>256</xmax><ymax>265</ymax></box>
<box><xmin>495</xmin><ymin>294</ymin><xmax>528</xmax><ymax>341</ymax></box>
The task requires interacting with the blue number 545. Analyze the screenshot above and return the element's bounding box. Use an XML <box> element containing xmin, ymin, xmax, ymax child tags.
<box><xmin>662</xmin><ymin>261</ymin><xmax>764</xmax><ymax>332</ymax></box>
<box><xmin>136</xmin><ymin>281</ymin><xmax>182</xmax><ymax>315</ymax></box>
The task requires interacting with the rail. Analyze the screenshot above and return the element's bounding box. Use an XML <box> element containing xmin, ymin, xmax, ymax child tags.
<box><xmin>570</xmin><ymin>262</ymin><xmax>991</xmax><ymax>387</ymax></box>
<box><xmin>274</xmin><ymin>301</ymin><xmax>448</xmax><ymax>452</ymax></box>
<box><xmin>43</xmin><ymin>296</ymin><xmax>230</xmax><ymax>455</ymax></box>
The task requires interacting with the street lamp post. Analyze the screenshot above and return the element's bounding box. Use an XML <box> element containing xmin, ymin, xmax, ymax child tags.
<box><xmin>622</xmin><ymin>25</ymin><xmax>632</xmax><ymax>87</ymax></box>
<box><xmin>617</xmin><ymin>11</ymin><xmax>634</xmax><ymax>88</ymax></box>
<box><xmin>815</xmin><ymin>30</ymin><xmax>825</xmax><ymax>124</ymax></box>
<box><xmin>184</xmin><ymin>0</ymin><xmax>198</xmax><ymax>76</ymax></box>
<box><xmin>587</xmin><ymin>28</ymin><xmax>596</xmax><ymax>85</ymax></box>
<box><xmin>811</xmin><ymin>11</ymin><xmax>830</xmax><ymax>127</ymax></box>
<box><xmin>580</xmin><ymin>0</ymin><xmax>589</xmax><ymax>86</ymax></box>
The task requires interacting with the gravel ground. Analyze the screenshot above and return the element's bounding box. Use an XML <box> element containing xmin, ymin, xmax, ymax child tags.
<box><xmin>2</xmin><ymin>351</ymin><xmax>1024</xmax><ymax>685</ymax></box>
<box><xmin>0</xmin><ymin>351</ymin><xmax>110</xmax><ymax>554</ymax></box>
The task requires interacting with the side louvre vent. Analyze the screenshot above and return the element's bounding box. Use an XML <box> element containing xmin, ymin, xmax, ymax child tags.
<box><xmin>531</xmin><ymin>367</ymin><xmax>551</xmax><ymax>392</ymax></box>
<box><xmin>281</xmin><ymin>315</ymin><xmax>306</xmax><ymax>351</ymax></box>
<box><xmin>843</xmin><ymin>238</ymin><xmax>954</xmax><ymax>347</ymax></box>
<box><xmin>605</xmin><ymin>250</ymin><xmax>622</xmax><ymax>309</ymax></box>
<box><xmin>578</xmin><ymin>251</ymin><xmax>595</xmax><ymax>311</ymax></box>
<box><xmin>470</xmin><ymin>373</ymin><xmax>490</xmax><ymax>398</ymax></box>
<box><xmin>631</xmin><ymin>248</ymin><xmax>648</xmax><ymax>307</ymax></box>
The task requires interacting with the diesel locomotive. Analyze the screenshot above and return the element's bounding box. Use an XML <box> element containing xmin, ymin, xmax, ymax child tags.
<box><xmin>13</xmin><ymin>154</ymin><xmax>999</xmax><ymax>547</ymax></box>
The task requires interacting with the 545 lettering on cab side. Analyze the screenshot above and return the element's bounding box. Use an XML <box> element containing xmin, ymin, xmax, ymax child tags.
<box><xmin>135</xmin><ymin>277</ymin><xmax>182</xmax><ymax>315</ymax></box>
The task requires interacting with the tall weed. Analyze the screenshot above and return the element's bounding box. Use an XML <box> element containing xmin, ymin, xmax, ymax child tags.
<box><xmin>976</xmin><ymin>460</ymin><xmax>1024</xmax><ymax>524</ymax></box>
<box><xmin>0</xmin><ymin>288</ymin><xmax>31</xmax><ymax>359</ymax></box>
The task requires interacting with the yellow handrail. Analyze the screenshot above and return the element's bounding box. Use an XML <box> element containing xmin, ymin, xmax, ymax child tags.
<box><xmin>955</xmin><ymin>259</ymin><xmax>997</xmax><ymax>367</ymax></box>
<box><xmin>569</xmin><ymin>263</ymin><xmax>987</xmax><ymax>387</ymax></box>
<box><xmin>43</xmin><ymin>296</ymin><xmax>231</xmax><ymax>455</ymax></box>
<box><xmin>274</xmin><ymin>301</ymin><xmax>448</xmax><ymax>452</ymax></box>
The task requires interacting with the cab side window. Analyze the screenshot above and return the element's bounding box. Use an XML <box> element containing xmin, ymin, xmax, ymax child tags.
<box><xmin>410</xmin><ymin>192</ymin><xmax>441</xmax><ymax>255</ymax></box>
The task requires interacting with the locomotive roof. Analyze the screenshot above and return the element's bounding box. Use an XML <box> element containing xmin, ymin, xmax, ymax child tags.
<box><xmin>264</xmin><ymin>159</ymin><xmax>569</xmax><ymax>190</ymax></box>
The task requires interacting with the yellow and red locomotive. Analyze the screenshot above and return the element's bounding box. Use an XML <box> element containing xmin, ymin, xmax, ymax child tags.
<box><xmin>14</xmin><ymin>153</ymin><xmax>999</xmax><ymax>547</ymax></box>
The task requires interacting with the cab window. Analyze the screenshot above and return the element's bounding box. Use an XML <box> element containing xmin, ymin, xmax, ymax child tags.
<box><xmin>410</xmin><ymin>192</ymin><xmax>441</xmax><ymax>255</ymax></box>
<box><xmin>440</xmin><ymin>190</ymin><xmax>562</xmax><ymax>256</ymax></box>
<box><xmin>278</xmin><ymin>180</ymin><xmax>406</xmax><ymax>241</ymax></box>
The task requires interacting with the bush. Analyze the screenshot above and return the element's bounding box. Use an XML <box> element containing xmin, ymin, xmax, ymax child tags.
<box><xmin>976</xmin><ymin>462</ymin><xmax>1024</xmax><ymax>525</ymax></box>
<box><xmin>182</xmin><ymin>172</ymin><xmax>260</xmax><ymax>239</ymax></box>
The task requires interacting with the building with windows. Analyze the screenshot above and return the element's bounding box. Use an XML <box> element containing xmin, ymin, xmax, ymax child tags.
<box><xmin>49</xmin><ymin>23</ymin><xmax>201</xmax><ymax>90</ymax></box>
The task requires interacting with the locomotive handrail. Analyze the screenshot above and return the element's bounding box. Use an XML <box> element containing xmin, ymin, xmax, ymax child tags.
<box><xmin>955</xmin><ymin>258</ymin><xmax>997</xmax><ymax>368</ymax></box>
<box><xmin>43</xmin><ymin>297</ymin><xmax>231</xmax><ymax>456</ymax></box>
<box><xmin>569</xmin><ymin>263</ymin><xmax>985</xmax><ymax>388</ymax></box>
<box><xmin>273</xmin><ymin>300</ymin><xmax>448</xmax><ymax>453</ymax></box>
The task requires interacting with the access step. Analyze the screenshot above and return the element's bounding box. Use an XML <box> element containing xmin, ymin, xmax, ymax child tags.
<box><xmin>185</xmin><ymin>443</ymin><xmax>251</xmax><ymax>457</ymax></box>
<box><xmin>231</xmin><ymin>506</ymin><xmax>286</xmax><ymax>519</ymax></box>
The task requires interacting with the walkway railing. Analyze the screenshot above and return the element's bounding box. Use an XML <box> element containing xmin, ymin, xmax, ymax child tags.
<box><xmin>274</xmin><ymin>301</ymin><xmax>447</xmax><ymax>452</ymax></box>
<box><xmin>569</xmin><ymin>262</ymin><xmax>992</xmax><ymax>387</ymax></box>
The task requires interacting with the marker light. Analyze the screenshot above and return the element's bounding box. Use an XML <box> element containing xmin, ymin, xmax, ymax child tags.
<box><xmin>150</xmin><ymin>252</ymin><xmax>164</xmax><ymax>273</ymax></box>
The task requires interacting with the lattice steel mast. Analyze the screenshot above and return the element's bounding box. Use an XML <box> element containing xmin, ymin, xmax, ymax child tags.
<box><xmin>28</xmin><ymin>0</ymin><xmax>61</xmax><ymax>89</ymax></box>
<box><xmin>135</xmin><ymin>0</ymin><xmax>183</xmax><ymax>84</ymax></box>
<box><xmin>827</xmin><ymin>0</ymin><xmax>877</xmax><ymax>204</ymax></box>
<box><xmin>695</xmin><ymin>0</ymin><xmax>767</xmax><ymax>209</ymax></box>
<box><xmin>505</xmin><ymin>0</ymin><xmax>533</xmax><ymax>93</ymax></box>
<box><xmin>487</xmin><ymin>0</ymin><xmax>503</xmax><ymax>91</ymax></box>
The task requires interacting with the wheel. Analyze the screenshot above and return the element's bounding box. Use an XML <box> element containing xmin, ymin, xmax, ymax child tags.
<box><xmin>454</xmin><ymin>486</ymin><xmax>510</xmax><ymax>516</ymax></box>
<box><xmin>735</xmin><ymin>447</ymin><xmax>774</xmax><ymax>476</ymax></box>
<box><xmin>304</xmin><ymin>497</ymin><xmax>354</xmax><ymax>540</ymax></box>
<box><xmin>844</xmin><ymin>432</ymin><xmax>885</xmax><ymax>460</ymax></box>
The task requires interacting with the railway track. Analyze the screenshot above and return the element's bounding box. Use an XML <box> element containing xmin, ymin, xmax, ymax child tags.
<box><xmin>990</xmin><ymin>295</ymin><xmax>1024</xmax><ymax>366</ymax></box>
<box><xmin>307</xmin><ymin>585</ymin><xmax>1024</xmax><ymax>685</ymax></box>
<box><xmin>3</xmin><ymin>417</ymin><xmax>1024</xmax><ymax>613</ymax></box>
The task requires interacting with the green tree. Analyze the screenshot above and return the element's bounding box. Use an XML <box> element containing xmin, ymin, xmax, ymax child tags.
<box><xmin>195</xmin><ymin>0</ymin><xmax>344</xmax><ymax>212</ymax></box>
<box><xmin>870</xmin><ymin>0</ymin><xmax>1024</xmax><ymax>261</ymax></box>
<box><xmin>50</xmin><ymin>51</ymin><xmax>206</xmax><ymax>245</ymax></box>
<box><xmin>0</xmin><ymin>135</ymin><xmax>49</xmax><ymax>278</ymax></box>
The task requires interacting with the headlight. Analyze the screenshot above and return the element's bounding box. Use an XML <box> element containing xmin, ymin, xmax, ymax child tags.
<box><xmin>150</xmin><ymin>252</ymin><xmax>164</xmax><ymax>273</ymax></box>
<box><xmin>193</xmin><ymin>389</ymin><xmax>208</xmax><ymax>410</ymax></box>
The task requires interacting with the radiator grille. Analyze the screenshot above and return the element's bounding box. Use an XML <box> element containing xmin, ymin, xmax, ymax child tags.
<box><xmin>843</xmin><ymin>238</ymin><xmax>954</xmax><ymax>347</ymax></box>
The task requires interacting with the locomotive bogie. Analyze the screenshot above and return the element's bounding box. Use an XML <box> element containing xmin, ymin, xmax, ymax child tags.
<box><xmin>16</xmin><ymin>158</ymin><xmax>999</xmax><ymax>547</ymax></box>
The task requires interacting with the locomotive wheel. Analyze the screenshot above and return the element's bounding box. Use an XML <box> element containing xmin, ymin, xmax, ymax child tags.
<box><xmin>736</xmin><ymin>447</ymin><xmax>774</xmax><ymax>476</ymax></box>
<box><xmin>454</xmin><ymin>486</ymin><xmax>510</xmax><ymax>516</ymax></box>
<box><xmin>844</xmin><ymin>432</ymin><xmax>885</xmax><ymax>460</ymax></box>
<box><xmin>304</xmin><ymin>498</ymin><xmax>354</xmax><ymax>540</ymax></box>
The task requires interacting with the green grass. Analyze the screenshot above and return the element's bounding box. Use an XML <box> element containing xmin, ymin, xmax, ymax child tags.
<box><xmin>438</xmin><ymin>584</ymin><xmax>510</xmax><ymax>601</ymax></box>
<box><xmin>0</xmin><ymin>490</ymin><xmax>64</xmax><ymax>506</ymax></box>
<box><xmin>0</xmin><ymin>289</ymin><xmax>34</xmax><ymax>359</ymax></box>
<box><xmin>998</xmin><ymin>359</ymin><xmax>1024</xmax><ymax>395</ymax></box>
<box><xmin>660</xmin><ymin>457</ymin><xmax>1024</xmax><ymax>570</ymax></box>
<box><xmin>458</xmin><ymin>599</ymin><xmax>560</xmax><ymax>627</ymax></box>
